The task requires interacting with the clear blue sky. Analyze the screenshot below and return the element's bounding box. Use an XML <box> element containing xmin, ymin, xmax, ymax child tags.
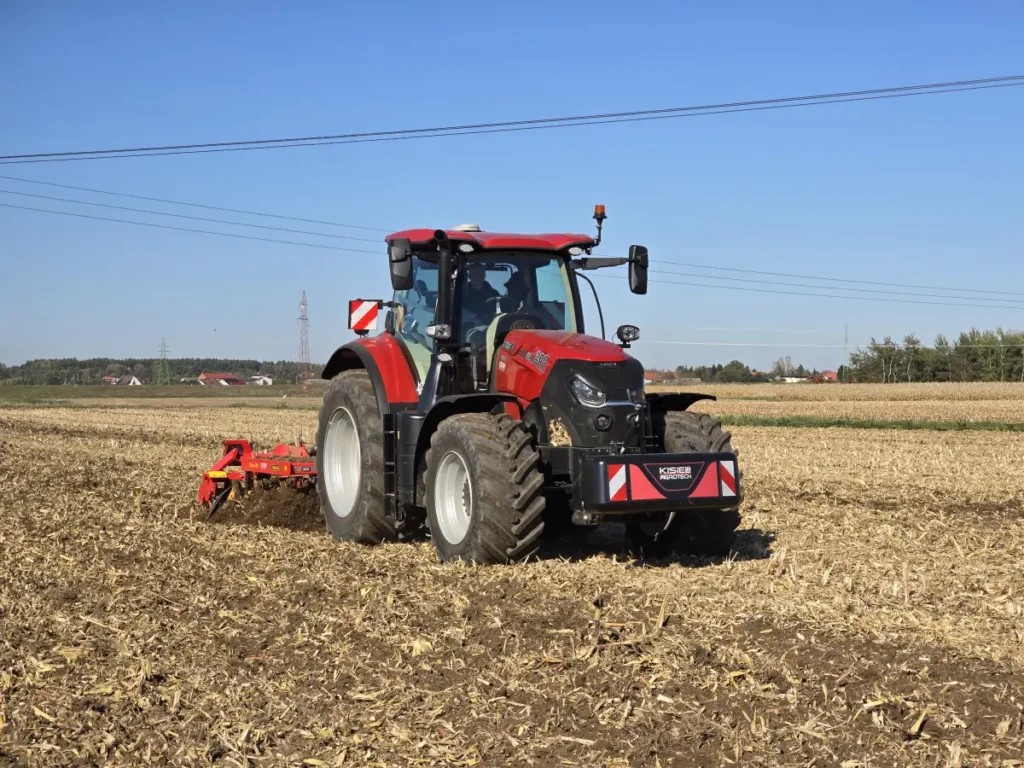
<box><xmin>1</xmin><ymin>1</ymin><xmax>1021</xmax><ymax>371</ymax></box>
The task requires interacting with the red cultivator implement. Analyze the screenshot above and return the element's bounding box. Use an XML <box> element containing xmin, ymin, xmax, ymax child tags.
<box><xmin>197</xmin><ymin>439</ymin><xmax>317</xmax><ymax>519</ymax></box>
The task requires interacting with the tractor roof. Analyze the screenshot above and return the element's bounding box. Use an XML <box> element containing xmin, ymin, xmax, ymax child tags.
<box><xmin>385</xmin><ymin>229</ymin><xmax>596</xmax><ymax>251</ymax></box>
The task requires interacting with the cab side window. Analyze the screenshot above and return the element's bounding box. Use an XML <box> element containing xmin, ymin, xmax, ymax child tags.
<box><xmin>392</xmin><ymin>258</ymin><xmax>438</xmax><ymax>382</ymax></box>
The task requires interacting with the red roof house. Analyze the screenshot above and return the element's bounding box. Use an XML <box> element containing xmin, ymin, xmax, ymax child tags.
<box><xmin>198</xmin><ymin>372</ymin><xmax>247</xmax><ymax>386</ymax></box>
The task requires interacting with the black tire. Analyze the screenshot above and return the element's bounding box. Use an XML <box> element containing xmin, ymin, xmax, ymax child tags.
<box><xmin>424</xmin><ymin>412</ymin><xmax>546</xmax><ymax>564</ymax></box>
<box><xmin>627</xmin><ymin>411</ymin><xmax>741</xmax><ymax>558</ymax></box>
<box><xmin>315</xmin><ymin>370</ymin><xmax>419</xmax><ymax>544</ymax></box>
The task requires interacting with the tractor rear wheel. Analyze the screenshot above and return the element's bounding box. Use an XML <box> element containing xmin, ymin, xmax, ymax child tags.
<box><xmin>627</xmin><ymin>411</ymin><xmax>741</xmax><ymax>558</ymax></box>
<box><xmin>316</xmin><ymin>370</ymin><xmax>417</xmax><ymax>544</ymax></box>
<box><xmin>425</xmin><ymin>412</ymin><xmax>546</xmax><ymax>564</ymax></box>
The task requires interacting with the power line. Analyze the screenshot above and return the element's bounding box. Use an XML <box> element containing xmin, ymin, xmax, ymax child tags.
<box><xmin>639</xmin><ymin>341</ymin><xmax>851</xmax><ymax>348</ymax></box>
<box><xmin>642</xmin><ymin>325</ymin><xmax>848</xmax><ymax>334</ymax></box>
<box><xmin>3</xmin><ymin>176</ymin><xmax>1021</xmax><ymax>307</ymax></box>
<box><xmin>637</xmin><ymin>339</ymin><xmax>1024</xmax><ymax>348</ymax></box>
<box><xmin>644</xmin><ymin>266</ymin><xmax>1024</xmax><ymax>306</ymax></box>
<box><xmin>586</xmin><ymin>270</ymin><xmax>1024</xmax><ymax>311</ymax></box>
<box><xmin>5</xmin><ymin>174</ymin><xmax>1021</xmax><ymax>302</ymax></box>
<box><xmin>645</xmin><ymin>258</ymin><xmax>1024</xmax><ymax>299</ymax></box>
<box><xmin>5</xmin><ymin>199</ymin><xmax>1023</xmax><ymax>317</ymax></box>
<box><xmin>0</xmin><ymin>174</ymin><xmax>390</xmax><ymax>232</ymax></box>
<box><xmin>2</xmin><ymin>76</ymin><xmax>1021</xmax><ymax>164</ymax></box>
<box><xmin>0</xmin><ymin>202</ymin><xmax>379</xmax><ymax>254</ymax></box>
<box><xmin>0</xmin><ymin>188</ymin><xmax>381</xmax><ymax>242</ymax></box>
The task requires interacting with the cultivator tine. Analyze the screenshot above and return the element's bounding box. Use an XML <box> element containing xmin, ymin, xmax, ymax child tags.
<box><xmin>205</xmin><ymin>485</ymin><xmax>232</xmax><ymax>521</ymax></box>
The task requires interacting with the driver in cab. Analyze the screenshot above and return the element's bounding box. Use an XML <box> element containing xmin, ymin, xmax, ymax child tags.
<box><xmin>462</xmin><ymin>265</ymin><xmax>499</xmax><ymax>324</ymax></box>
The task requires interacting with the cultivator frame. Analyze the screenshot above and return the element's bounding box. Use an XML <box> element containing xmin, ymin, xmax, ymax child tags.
<box><xmin>197</xmin><ymin>439</ymin><xmax>317</xmax><ymax>519</ymax></box>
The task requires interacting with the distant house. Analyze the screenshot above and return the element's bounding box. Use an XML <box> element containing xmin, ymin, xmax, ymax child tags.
<box><xmin>115</xmin><ymin>375</ymin><xmax>142</xmax><ymax>386</ymax></box>
<box><xmin>198</xmin><ymin>372</ymin><xmax>247</xmax><ymax>386</ymax></box>
<box><xmin>644</xmin><ymin>371</ymin><xmax>671</xmax><ymax>385</ymax></box>
<box><xmin>249</xmin><ymin>375</ymin><xmax>274</xmax><ymax>386</ymax></box>
<box><xmin>102</xmin><ymin>376</ymin><xmax>118</xmax><ymax>385</ymax></box>
<box><xmin>776</xmin><ymin>376</ymin><xmax>810</xmax><ymax>384</ymax></box>
<box><xmin>819</xmin><ymin>371</ymin><xmax>839</xmax><ymax>383</ymax></box>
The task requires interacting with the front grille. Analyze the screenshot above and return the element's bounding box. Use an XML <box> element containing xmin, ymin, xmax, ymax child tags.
<box><xmin>539</xmin><ymin>358</ymin><xmax>647</xmax><ymax>449</ymax></box>
<box><xmin>564</xmin><ymin>359</ymin><xmax>645</xmax><ymax>401</ymax></box>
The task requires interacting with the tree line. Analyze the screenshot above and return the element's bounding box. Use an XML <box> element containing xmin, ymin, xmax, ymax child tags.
<box><xmin>671</xmin><ymin>357</ymin><xmax>820</xmax><ymax>383</ymax></box>
<box><xmin>0</xmin><ymin>358</ymin><xmax>319</xmax><ymax>386</ymax></box>
<box><xmin>4</xmin><ymin>326</ymin><xmax>1020</xmax><ymax>385</ymax></box>
<box><xmin>846</xmin><ymin>328</ymin><xmax>1024</xmax><ymax>383</ymax></box>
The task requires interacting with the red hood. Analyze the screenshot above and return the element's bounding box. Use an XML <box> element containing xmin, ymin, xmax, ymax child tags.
<box><xmin>502</xmin><ymin>329</ymin><xmax>630</xmax><ymax>363</ymax></box>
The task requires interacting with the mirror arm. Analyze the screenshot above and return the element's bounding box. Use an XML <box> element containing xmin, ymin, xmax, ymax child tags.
<box><xmin>573</xmin><ymin>257</ymin><xmax>628</xmax><ymax>271</ymax></box>
<box><xmin>576</xmin><ymin>272</ymin><xmax>606</xmax><ymax>340</ymax></box>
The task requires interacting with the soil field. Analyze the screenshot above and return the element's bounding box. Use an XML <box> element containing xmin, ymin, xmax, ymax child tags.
<box><xmin>2</xmin><ymin>402</ymin><xmax>1024</xmax><ymax>766</ymax></box>
<box><xmin>650</xmin><ymin>382</ymin><xmax>1024</xmax><ymax>402</ymax></box>
<box><xmin>693</xmin><ymin>397</ymin><xmax>1024</xmax><ymax>424</ymax></box>
<box><xmin>676</xmin><ymin>382</ymin><xmax>1024</xmax><ymax>423</ymax></box>
<box><xmin>6</xmin><ymin>381</ymin><xmax>1023</xmax><ymax>423</ymax></box>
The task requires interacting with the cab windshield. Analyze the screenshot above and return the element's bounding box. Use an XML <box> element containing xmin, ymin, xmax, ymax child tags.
<box><xmin>391</xmin><ymin>251</ymin><xmax>580</xmax><ymax>385</ymax></box>
<box><xmin>459</xmin><ymin>252</ymin><xmax>579</xmax><ymax>338</ymax></box>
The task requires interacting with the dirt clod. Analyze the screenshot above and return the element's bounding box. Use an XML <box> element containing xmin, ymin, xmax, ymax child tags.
<box><xmin>210</xmin><ymin>484</ymin><xmax>323</xmax><ymax>531</ymax></box>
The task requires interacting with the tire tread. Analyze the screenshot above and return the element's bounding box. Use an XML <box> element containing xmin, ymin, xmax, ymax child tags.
<box><xmin>425</xmin><ymin>412</ymin><xmax>546</xmax><ymax>563</ymax></box>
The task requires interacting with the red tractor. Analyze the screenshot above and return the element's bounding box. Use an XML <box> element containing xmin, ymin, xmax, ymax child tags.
<box><xmin>316</xmin><ymin>207</ymin><xmax>741</xmax><ymax>563</ymax></box>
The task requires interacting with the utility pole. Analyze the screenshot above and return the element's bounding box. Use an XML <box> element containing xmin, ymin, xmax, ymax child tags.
<box><xmin>843</xmin><ymin>323</ymin><xmax>848</xmax><ymax>382</ymax></box>
<box><xmin>156</xmin><ymin>337</ymin><xmax>171</xmax><ymax>385</ymax></box>
<box><xmin>297</xmin><ymin>291</ymin><xmax>311</xmax><ymax>392</ymax></box>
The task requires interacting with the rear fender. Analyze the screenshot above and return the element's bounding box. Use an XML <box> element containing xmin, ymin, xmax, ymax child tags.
<box><xmin>321</xmin><ymin>337</ymin><xmax>418</xmax><ymax>415</ymax></box>
<box><xmin>646</xmin><ymin>392</ymin><xmax>716</xmax><ymax>413</ymax></box>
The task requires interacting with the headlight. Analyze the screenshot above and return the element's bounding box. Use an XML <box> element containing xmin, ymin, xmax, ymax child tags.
<box><xmin>569</xmin><ymin>375</ymin><xmax>606</xmax><ymax>408</ymax></box>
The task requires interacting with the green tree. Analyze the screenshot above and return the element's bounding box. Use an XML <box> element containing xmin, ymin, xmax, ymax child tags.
<box><xmin>715</xmin><ymin>360</ymin><xmax>754</xmax><ymax>383</ymax></box>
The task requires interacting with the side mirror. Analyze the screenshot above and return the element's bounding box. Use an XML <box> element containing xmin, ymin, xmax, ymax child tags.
<box><xmin>628</xmin><ymin>245</ymin><xmax>648</xmax><ymax>295</ymax></box>
<box><xmin>388</xmin><ymin>238</ymin><xmax>414</xmax><ymax>291</ymax></box>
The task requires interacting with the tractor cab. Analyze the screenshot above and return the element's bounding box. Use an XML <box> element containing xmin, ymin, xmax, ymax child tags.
<box><xmin>391</xmin><ymin>246</ymin><xmax>583</xmax><ymax>389</ymax></box>
<box><xmin>379</xmin><ymin>207</ymin><xmax>648</xmax><ymax>404</ymax></box>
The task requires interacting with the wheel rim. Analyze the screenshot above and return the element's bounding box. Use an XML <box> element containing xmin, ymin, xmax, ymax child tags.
<box><xmin>434</xmin><ymin>450</ymin><xmax>473</xmax><ymax>545</ymax></box>
<box><xmin>324</xmin><ymin>406</ymin><xmax>361</xmax><ymax>517</ymax></box>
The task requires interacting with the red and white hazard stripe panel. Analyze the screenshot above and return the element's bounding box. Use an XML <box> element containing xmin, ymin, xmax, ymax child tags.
<box><xmin>611</xmin><ymin>459</ymin><xmax>737</xmax><ymax>502</ymax></box>
<box><xmin>719</xmin><ymin>460</ymin><xmax>737</xmax><ymax>497</ymax></box>
<box><xmin>607</xmin><ymin>464</ymin><xmax>628</xmax><ymax>502</ymax></box>
<box><xmin>629</xmin><ymin>465</ymin><xmax>665</xmax><ymax>500</ymax></box>
<box><xmin>348</xmin><ymin>300</ymin><xmax>379</xmax><ymax>332</ymax></box>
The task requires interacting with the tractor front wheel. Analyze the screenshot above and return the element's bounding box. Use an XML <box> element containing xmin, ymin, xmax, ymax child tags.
<box><xmin>425</xmin><ymin>413</ymin><xmax>546</xmax><ymax>564</ymax></box>
<box><xmin>316</xmin><ymin>370</ymin><xmax>417</xmax><ymax>544</ymax></box>
<box><xmin>627</xmin><ymin>411</ymin><xmax>741</xmax><ymax>558</ymax></box>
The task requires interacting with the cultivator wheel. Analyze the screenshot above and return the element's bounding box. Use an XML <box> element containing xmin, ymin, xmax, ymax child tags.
<box><xmin>626</xmin><ymin>411</ymin><xmax>742</xmax><ymax>558</ymax></box>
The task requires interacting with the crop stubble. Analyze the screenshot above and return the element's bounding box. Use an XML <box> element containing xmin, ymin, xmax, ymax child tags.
<box><xmin>1</xmin><ymin>403</ymin><xmax>1022</xmax><ymax>766</ymax></box>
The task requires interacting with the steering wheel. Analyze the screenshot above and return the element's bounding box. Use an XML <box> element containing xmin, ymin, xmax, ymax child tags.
<box><xmin>493</xmin><ymin>312</ymin><xmax>544</xmax><ymax>349</ymax></box>
<box><xmin>505</xmin><ymin>314</ymin><xmax>541</xmax><ymax>332</ymax></box>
